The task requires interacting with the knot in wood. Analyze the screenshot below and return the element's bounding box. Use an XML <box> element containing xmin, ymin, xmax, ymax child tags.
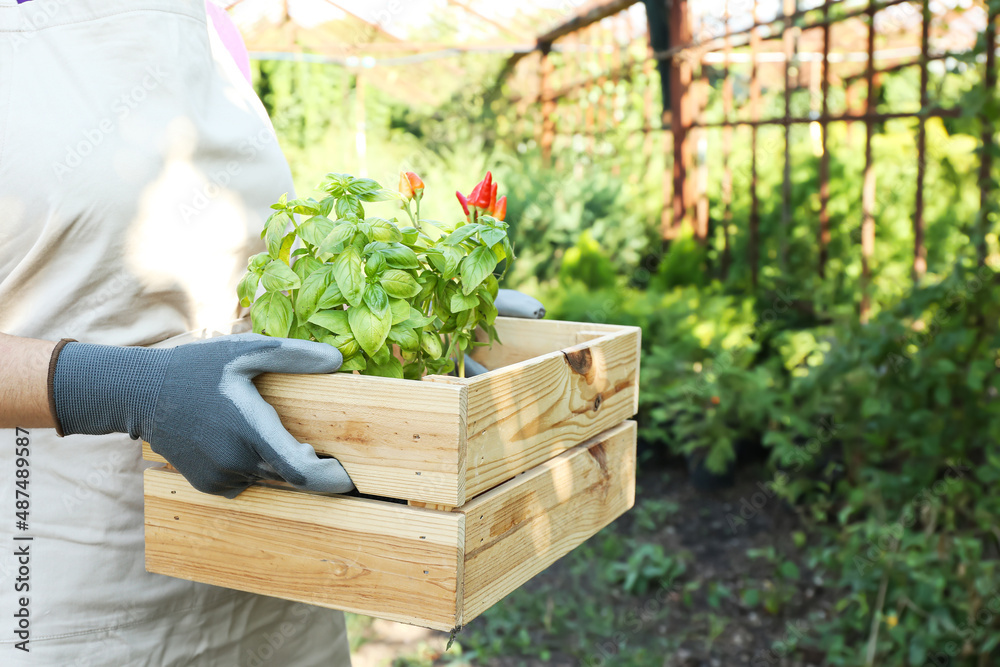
<box><xmin>563</xmin><ymin>347</ymin><xmax>593</xmax><ymax>378</ymax></box>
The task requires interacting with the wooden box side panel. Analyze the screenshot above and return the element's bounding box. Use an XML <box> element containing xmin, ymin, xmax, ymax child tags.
<box><xmin>255</xmin><ymin>373</ymin><xmax>467</xmax><ymax>506</ymax></box>
<box><xmin>471</xmin><ymin>317</ymin><xmax>626</xmax><ymax>369</ymax></box>
<box><xmin>144</xmin><ymin>468</ymin><xmax>465</xmax><ymax>631</ymax></box>
<box><xmin>459</xmin><ymin>421</ymin><xmax>637</xmax><ymax>624</ymax></box>
<box><xmin>463</xmin><ymin>326</ymin><xmax>640</xmax><ymax>499</ymax></box>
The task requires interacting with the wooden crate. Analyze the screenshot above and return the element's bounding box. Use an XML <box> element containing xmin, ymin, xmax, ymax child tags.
<box><xmin>144</xmin><ymin>421</ymin><xmax>636</xmax><ymax>630</ymax></box>
<box><xmin>142</xmin><ymin>317</ymin><xmax>640</xmax><ymax>507</ymax></box>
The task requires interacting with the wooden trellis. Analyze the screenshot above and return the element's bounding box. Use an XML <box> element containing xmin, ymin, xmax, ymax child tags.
<box><xmin>502</xmin><ymin>0</ymin><xmax>998</xmax><ymax>320</ymax></box>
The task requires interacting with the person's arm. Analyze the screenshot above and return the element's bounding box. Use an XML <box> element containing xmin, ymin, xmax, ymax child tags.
<box><xmin>1</xmin><ymin>332</ymin><xmax>355</xmax><ymax>499</ymax></box>
<box><xmin>0</xmin><ymin>332</ymin><xmax>58</xmax><ymax>428</ymax></box>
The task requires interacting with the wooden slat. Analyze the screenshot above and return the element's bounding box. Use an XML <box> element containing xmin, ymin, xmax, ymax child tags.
<box><xmin>459</xmin><ymin>421</ymin><xmax>636</xmax><ymax>624</ymax></box>
<box><xmin>142</xmin><ymin>317</ymin><xmax>640</xmax><ymax>506</ymax></box>
<box><xmin>144</xmin><ymin>468</ymin><xmax>466</xmax><ymax>630</ymax></box>
<box><xmin>471</xmin><ymin>317</ymin><xmax>624</xmax><ymax>369</ymax></box>
<box><xmin>463</xmin><ymin>326</ymin><xmax>640</xmax><ymax>499</ymax></box>
<box><xmin>254</xmin><ymin>373</ymin><xmax>467</xmax><ymax>506</ymax></box>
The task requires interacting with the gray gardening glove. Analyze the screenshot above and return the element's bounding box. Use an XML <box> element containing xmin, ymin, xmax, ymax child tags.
<box><xmin>464</xmin><ymin>289</ymin><xmax>546</xmax><ymax>377</ymax></box>
<box><xmin>495</xmin><ymin>289</ymin><xmax>546</xmax><ymax>319</ymax></box>
<box><xmin>51</xmin><ymin>334</ymin><xmax>355</xmax><ymax>499</ymax></box>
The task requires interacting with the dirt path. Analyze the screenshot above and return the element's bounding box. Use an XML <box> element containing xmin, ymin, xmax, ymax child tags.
<box><xmin>347</xmin><ymin>464</ymin><xmax>834</xmax><ymax>666</ymax></box>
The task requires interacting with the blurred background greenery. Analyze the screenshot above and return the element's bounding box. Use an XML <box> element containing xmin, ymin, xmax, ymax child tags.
<box><xmin>244</xmin><ymin>0</ymin><xmax>1000</xmax><ymax>662</ymax></box>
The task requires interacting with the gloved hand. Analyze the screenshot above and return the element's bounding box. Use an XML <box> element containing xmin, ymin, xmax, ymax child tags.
<box><xmin>51</xmin><ymin>333</ymin><xmax>355</xmax><ymax>499</ymax></box>
<box><xmin>495</xmin><ymin>289</ymin><xmax>546</xmax><ymax>319</ymax></box>
<box><xmin>464</xmin><ymin>289</ymin><xmax>546</xmax><ymax>377</ymax></box>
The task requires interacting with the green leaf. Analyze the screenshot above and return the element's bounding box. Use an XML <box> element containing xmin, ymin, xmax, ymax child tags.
<box><xmin>480</xmin><ymin>227</ymin><xmax>506</xmax><ymax>247</ymax></box>
<box><xmin>348</xmin><ymin>302</ymin><xmax>392</xmax><ymax>356</ymax></box>
<box><xmin>371</xmin><ymin>344</ymin><xmax>393</xmax><ymax>366</ymax></box>
<box><xmin>484</xmin><ymin>274</ymin><xmax>499</xmax><ymax>300</ymax></box>
<box><xmin>340</xmin><ymin>354</ymin><xmax>367</xmax><ymax>372</ymax></box>
<box><xmin>389</xmin><ymin>298</ymin><xmax>411</xmax><ymax>325</ymax></box>
<box><xmin>778</xmin><ymin>561</ymin><xmax>800</xmax><ymax>580</ymax></box>
<box><xmin>490</xmin><ymin>242</ymin><xmax>506</xmax><ymax>263</ymax></box>
<box><xmin>261</xmin><ymin>260</ymin><xmax>301</xmax><ymax>292</ymax></box>
<box><xmin>237</xmin><ymin>271</ymin><xmax>261</xmax><ymax>307</ymax></box>
<box><xmin>380</xmin><ymin>269</ymin><xmax>421</xmax><ymax>298</ymax></box>
<box><xmin>380</xmin><ymin>243</ymin><xmax>421</xmax><ymax>269</ymax></box>
<box><xmin>346</xmin><ymin>178</ymin><xmax>382</xmax><ymax>197</ymax></box>
<box><xmin>365</xmin><ymin>252</ymin><xmax>387</xmax><ymax>277</ymax></box>
<box><xmin>316</xmin><ymin>280</ymin><xmax>345</xmax><ymax>309</ymax></box>
<box><xmin>292</xmin><ymin>256</ymin><xmax>324</xmax><ymax>282</ymax></box>
<box><xmin>399</xmin><ymin>227</ymin><xmax>419</xmax><ymax>244</ymax></box>
<box><xmin>450</xmin><ymin>291</ymin><xmax>479</xmax><ymax>312</ymax></box>
<box><xmin>477</xmin><ymin>291</ymin><xmax>498</xmax><ymax>325</ymax></box>
<box><xmin>368</xmin><ymin>218</ymin><xmax>403</xmax><ymax>243</ymax></box>
<box><xmin>318</xmin><ymin>222</ymin><xmax>356</xmax><ymax>254</ymax></box>
<box><xmin>294</xmin><ymin>265</ymin><xmax>333</xmax><ymax>321</ymax></box>
<box><xmin>277</xmin><ymin>232</ymin><xmax>296</xmax><ymax>264</ymax></box>
<box><xmin>317</xmin><ymin>197</ymin><xmax>335</xmax><ymax>217</ymax></box>
<box><xmin>297</xmin><ymin>215</ymin><xmax>335</xmax><ymax>247</ymax></box>
<box><xmin>269</xmin><ymin>192</ymin><xmax>289</xmax><ymax>210</ymax></box>
<box><xmin>455</xmin><ymin>307</ymin><xmax>475</xmax><ymax>330</ymax></box>
<box><xmin>307</xmin><ymin>308</ymin><xmax>352</xmax><ymax>336</ymax></box>
<box><xmin>364</xmin><ymin>283</ymin><xmax>390</xmax><ymax>319</ymax></box>
<box><xmin>360</xmin><ymin>189</ymin><xmax>401</xmax><ymax>203</ymax></box>
<box><xmin>417</xmin><ymin>273</ymin><xmax>438</xmax><ymax>300</ymax></box>
<box><xmin>249</xmin><ymin>252</ymin><xmax>270</xmax><ymax>272</ymax></box>
<box><xmin>442</xmin><ymin>224</ymin><xmax>483</xmax><ymax>246</ymax></box>
<box><xmin>251</xmin><ymin>291</ymin><xmax>293</xmax><ymax>338</ymax></box>
<box><xmin>263</xmin><ymin>211</ymin><xmax>292</xmax><ymax>258</ymax></box>
<box><xmin>320</xmin><ymin>173</ymin><xmax>349</xmax><ymax>197</ymax></box>
<box><xmin>287</xmin><ymin>197</ymin><xmax>320</xmax><ymax>215</ymax></box>
<box><xmin>421</xmin><ymin>331</ymin><xmax>443</xmax><ymax>358</ymax></box>
<box><xmin>427</xmin><ymin>246</ymin><xmax>464</xmax><ymax>280</ymax></box>
<box><xmin>335</xmin><ymin>195</ymin><xmax>364</xmax><ymax>219</ymax></box>
<box><xmin>334</xmin><ymin>335</ymin><xmax>360</xmax><ymax>358</ymax></box>
<box><xmin>388</xmin><ymin>324</ymin><xmax>420</xmax><ymax>351</ymax></box>
<box><xmin>332</xmin><ymin>246</ymin><xmax>365</xmax><ymax>307</ymax></box>
<box><xmin>403</xmin><ymin>308</ymin><xmax>435</xmax><ymax>329</ymax></box>
<box><xmin>366</xmin><ymin>355</ymin><xmax>404</xmax><ymax>379</ymax></box>
<box><xmin>460</xmin><ymin>246</ymin><xmax>498</xmax><ymax>295</ymax></box>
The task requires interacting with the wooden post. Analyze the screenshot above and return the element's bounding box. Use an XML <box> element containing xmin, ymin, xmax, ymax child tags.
<box><xmin>913</xmin><ymin>0</ymin><xmax>930</xmax><ymax>282</ymax></box>
<box><xmin>540</xmin><ymin>45</ymin><xmax>556</xmax><ymax>168</ymax></box>
<box><xmin>978</xmin><ymin>7</ymin><xmax>998</xmax><ymax>266</ymax></box>
<box><xmin>642</xmin><ymin>14</ymin><xmax>656</xmax><ymax>168</ymax></box>
<box><xmin>695</xmin><ymin>77</ymin><xmax>709</xmax><ymax>244</ymax></box>
<box><xmin>818</xmin><ymin>1</ymin><xmax>831</xmax><ymax>279</ymax></box>
<box><xmin>860</xmin><ymin>0</ymin><xmax>877</xmax><ymax>322</ymax></box>
<box><xmin>781</xmin><ymin>0</ymin><xmax>798</xmax><ymax>270</ymax></box>
<box><xmin>667</xmin><ymin>0</ymin><xmax>694</xmax><ymax>240</ymax></box>
<box><xmin>721</xmin><ymin>1</ymin><xmax>733</xmax><ymax>277</ymax></box>
<box><xmin>749</xmin><ymin>0</ymin><xmax>760</xmax><ymax>286</ymax></box>
<box><xmin>845</xmin><ymin>81</ymin><xmax>855</xmax><ymax>144</ymax></box>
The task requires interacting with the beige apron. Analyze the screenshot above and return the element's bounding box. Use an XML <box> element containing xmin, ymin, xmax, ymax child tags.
<box><xmin>0</xmin><ymin>1</ymin><xmax>350</xmax><ymax>664</ymax></box>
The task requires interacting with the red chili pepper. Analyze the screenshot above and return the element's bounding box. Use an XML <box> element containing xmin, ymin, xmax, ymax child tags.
<box><xmin>488</xmin><ymin>182</ymin><xmax>497</xmax><ymax>215</ymax></box>
<box><xmin>494</xmin><ymin>195</ymin><xmax>506</xmax><ymax>221</ymax></box>
<box><xmin>456</xmin><ymin>191</ymin><xmax>470</xmax><ymax>217</ymax></box>
<box><xmin>478</xmin><ymin>172</ymin><xmax>493</xmax><ymax>208</ymax></box>
<box><xmin>468</xmin><ymin>182</ymin><xmax>483</xmax><ymax>209</ymax></box>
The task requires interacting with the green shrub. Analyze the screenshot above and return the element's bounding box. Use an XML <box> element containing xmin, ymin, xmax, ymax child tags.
<box><xmin>769</xmin><ymin>261</ymin><xmax>1000</xmax><ymax>665</ymax></box>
